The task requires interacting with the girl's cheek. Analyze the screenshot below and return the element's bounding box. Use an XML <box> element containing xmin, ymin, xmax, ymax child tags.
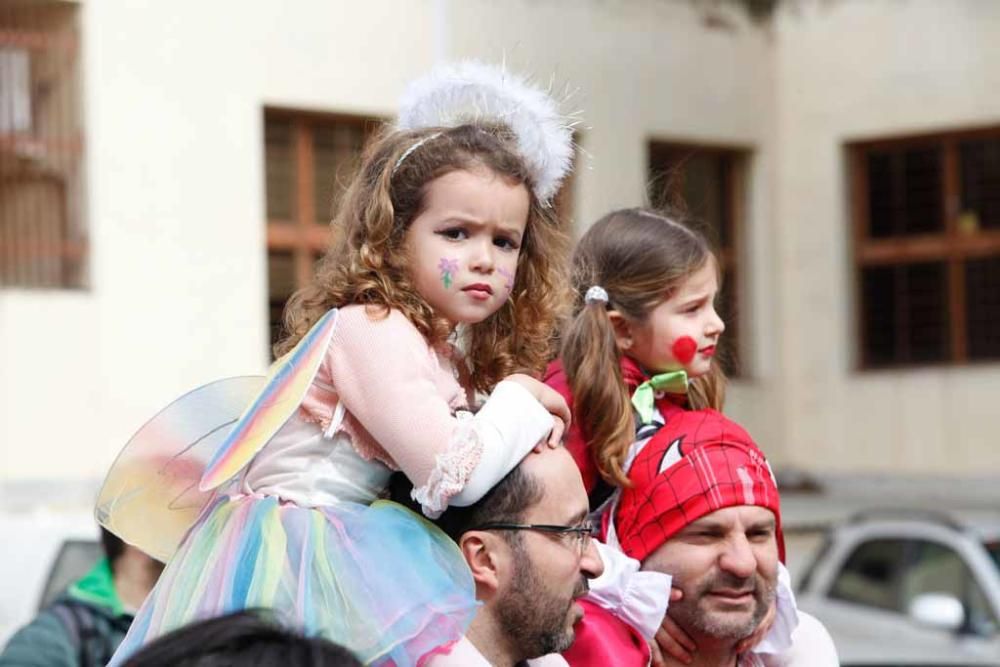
<box><xmin>497</xmin><ymin>267</ymin><xmax>514</xmax><ymax>294</ymax></box>
<box><xmin>438</xmin><ymin>257</ymin><xmax>459</xmax><ymax>289</ymax></box>
<box><xmin>671</xmin><ymin>336</ymin><xmax>697</xmax><ymax>365</ymax></box>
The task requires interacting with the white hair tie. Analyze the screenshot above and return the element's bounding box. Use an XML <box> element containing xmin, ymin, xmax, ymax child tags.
<box><xmin>584</xmin><ymin>286</ymin><xmax>609</xmax><ymax>305</ymax></box>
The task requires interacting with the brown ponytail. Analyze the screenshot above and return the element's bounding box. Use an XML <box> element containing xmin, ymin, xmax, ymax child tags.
<box><xmin>560</xmin><ymin>208</ymin><xmax>727</xmax><ymax>485</ymax></box>
<box><xmin>561</xmin><ymin>296</ymin><xmax>635</xmax><ymax>486</ymax></box>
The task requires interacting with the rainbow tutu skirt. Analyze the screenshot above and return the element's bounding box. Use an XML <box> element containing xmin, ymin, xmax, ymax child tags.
<box><xmin>110</xmin><ymin>495</ymin><xmax>478</xmax><ymax>666</ymax></box>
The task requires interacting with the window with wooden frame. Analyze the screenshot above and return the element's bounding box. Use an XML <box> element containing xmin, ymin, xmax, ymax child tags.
<box><xmin>264</xmin><ymin>110</ymin><xmax>380</xmax><ymax>348</ymax></box>
<box><xmin>648</xmin><ymin>141</ymin><xmax>747</xmax><ymax>376</ymax></box>
<box><xmin>850</xmin><ymin>127</ymin><xmax>1000</xmax><ymax>368</ymax></box>
<box><xmin>0</xmin><ymin>1</ymin><xmax>85</xmax><ymax>288</ymax></box>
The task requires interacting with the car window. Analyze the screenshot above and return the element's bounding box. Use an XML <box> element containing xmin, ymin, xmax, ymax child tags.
<box><xmin>830</xmin><ymin>538</ymin><xmax>906</xmax><ymax>611</ymax></box>
<box><xmin>901</xmin><ymin>540</ymin><xmax>966</xmax><ymax>602</ymax></box>
<box><xmin>38</xmin><ymin>539</ymin><xmax>102</xmax><ymax>610</ymax></box>
<box><xmin>903</xmin><ymin>539</ymin><xmax>998</xmax><ymax>637</ymax></box>
<box><xmin>986</xmin><ymin>540</ymin><xmax>1000</xmax><ymax>572</ymax></box>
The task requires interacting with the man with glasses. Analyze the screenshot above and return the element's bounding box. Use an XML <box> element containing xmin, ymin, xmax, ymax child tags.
<box><xmin>394</xmin><ymin>445</ymin><xmax>604</xmax><ymax>666</ymax></box>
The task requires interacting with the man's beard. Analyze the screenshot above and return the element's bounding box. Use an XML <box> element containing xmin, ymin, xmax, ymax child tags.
<box><xmin>494</xmin><ymin>544</ymin><xmax>588</xmax><ymax>659</ymax></box>
<box><xmin>669</xmin><ymin>570</ymin><xmax>776</xmax><ymax>642</ymax></box>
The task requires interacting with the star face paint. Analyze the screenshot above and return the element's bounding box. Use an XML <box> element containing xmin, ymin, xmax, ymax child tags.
<box><xmin>671</xmin><ymin>336</ymin><xmax>698</xmax><ymax>365</ymax></box>
<box><xmin>438</xmin><ymin>257</ymin><xmax>459</xmax><ymax>289</ymax></box>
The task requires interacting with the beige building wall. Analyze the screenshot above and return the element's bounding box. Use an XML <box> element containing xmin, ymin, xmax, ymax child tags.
<box><xmin>0</xmin><ymin>0</ymin><xmax>775</xmax><ymax>482</ymax></box>
<box><xmin>1</xmin><ymin>0</ymin><xmax>998</xmax><ymax>488</ymax></box>
<box><xmin>768</xmin><ymin>0</ymin><xmax>1000</xmax><ymax>474</ymax></box>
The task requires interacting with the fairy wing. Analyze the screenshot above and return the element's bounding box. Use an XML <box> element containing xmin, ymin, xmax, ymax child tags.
<box><xmin>95</xmin><ymin>376</ymin><xmax>266</xmax><ymax>562</ymax></box>
<box><xmin>199</xmin><ymin>308</ymin><xmax>339</xmax><ymax>491</ymax></box>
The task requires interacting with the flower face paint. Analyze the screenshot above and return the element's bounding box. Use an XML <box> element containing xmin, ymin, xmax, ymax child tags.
<box><xmin>438</xmin><ymin>257</ymin><xmax>459</xmax><ymax>289</ymax></box>
<box><xmin>404</xmin><ymin>168</ymin><xmax>529</xmax><ymax>326</ymax></box>
<box><xmin>497</xmin><ymin>267</ymin><xmax>514</xmax><ymax>293</ymax></box>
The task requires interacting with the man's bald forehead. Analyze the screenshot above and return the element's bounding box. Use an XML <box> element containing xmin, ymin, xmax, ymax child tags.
<box><xmin>519</xmin><ymin>445</ymin><xmax>579</xmax><ymax>481</ymax></box>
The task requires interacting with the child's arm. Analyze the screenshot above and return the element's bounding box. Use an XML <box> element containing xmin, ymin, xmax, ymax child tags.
<box><xmin>585</xmin><ymin>541</ymin><xmax>672</xmax><ymax>641</ymax></box>
<box><xmin>739</xmin><ymin>561</ymin><xmax>800</xmax><ymax>655</ymax></box>
<box><xmin>327</xmin><ymin>307</ymin><xmax>554</xmax><ymax>517</ymax></box>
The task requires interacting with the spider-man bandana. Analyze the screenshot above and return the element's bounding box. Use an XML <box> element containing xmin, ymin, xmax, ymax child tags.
<box><xmin>614</xmin><ymin>408</ymin><xmax>784</xmax><ymax>563</ymax></box>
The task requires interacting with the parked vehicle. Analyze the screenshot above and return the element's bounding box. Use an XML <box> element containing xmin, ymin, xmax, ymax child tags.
<box><xmin>796</xmin><ymin>509</ymin><xmax>1000</xmax><ymax>664</ymax></box>
<box><xmin>0</xmin><ymin>512</ymin><xmax>98</xmax><ymax>646</ymax></box>
<box><xmin>36</xmin><ymin>538</ymin><xmax>102</xmax><ymax>609</ymax></box>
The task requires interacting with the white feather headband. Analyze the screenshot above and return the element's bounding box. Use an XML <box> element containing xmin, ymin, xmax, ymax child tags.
<box><xmin>396</xmin><ymin>61</ymin><xmax>577</xmax><ymax>204</ymax></box>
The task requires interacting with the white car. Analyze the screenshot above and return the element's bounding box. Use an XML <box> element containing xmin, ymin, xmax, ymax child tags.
<box><xmin>796</xmin><ymin>510</ymin><xmax>1000</xmax><ymax>665</ymax></box>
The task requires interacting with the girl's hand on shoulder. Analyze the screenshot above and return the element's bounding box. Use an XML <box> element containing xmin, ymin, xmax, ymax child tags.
<box><xmin>504</xmin><ymin>374</ymin><xmax>571</xmax><ymax>448</ymax></box>
<box><xmin>734</xmin><ymin>594</ymin><xmax>776</xmax><ymax>654</ymax></box>
<box><xmin>652</xmin><ymin>588</ymin><xmax>696</xmax><ymax>665</ymax></box>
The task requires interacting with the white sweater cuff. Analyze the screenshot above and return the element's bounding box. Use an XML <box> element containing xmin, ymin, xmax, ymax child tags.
<box><xmin>449</xmin><ymin>380</ymin><xmax>552</xmax><ymax>507</ymax></box>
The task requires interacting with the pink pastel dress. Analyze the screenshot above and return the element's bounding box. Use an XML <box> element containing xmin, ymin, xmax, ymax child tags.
<box><xmin>100</xmin><ymin>305</ymin><xmax>552</xmax><ymax>666</ymax></box>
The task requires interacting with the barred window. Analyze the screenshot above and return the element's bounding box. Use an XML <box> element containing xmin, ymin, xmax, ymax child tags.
<box><xmin>0</xmin><ymin>1</ymin><xmax>85</xmax><ymax>288</ymax></box>
<box><xmin>263</xmin><ymin>109</ymin><xmax>378</xmax><ymax>347</ymax></box>
<box><xmin>851</xmin><ymin>128</ymin><xmax>1000</xmax><ymax>368</ymax></box>
<box><xmin>648</xmin><ymin>141</ymin><xmax>748</xmax><ymax>376</ymax></box>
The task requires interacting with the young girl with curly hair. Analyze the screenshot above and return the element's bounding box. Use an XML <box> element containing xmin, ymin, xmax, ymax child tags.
<box><xmin>104</xmin><ymin>63</ymin><xmax>575</xmax><ymax>666</ymax></box>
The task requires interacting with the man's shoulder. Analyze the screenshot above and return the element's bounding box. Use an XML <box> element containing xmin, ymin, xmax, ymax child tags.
<box><xmin>423</xmin><ymin>637</ymin><xmax>492</xmax><ymax>666</ymax></box>
<box><xmin>562</xmin><ymin>599</ymin><xmax>649</xmax><ymax>667</ymax></box>
<box><xmin>0</xmin><ymin>605</ymin><xmax>77</xmax><ymax>666</ymax></box>
<box><xmin>759</xmin><ymin>611</ymin><xmax>839</xmax><ymax>667</ymax></box>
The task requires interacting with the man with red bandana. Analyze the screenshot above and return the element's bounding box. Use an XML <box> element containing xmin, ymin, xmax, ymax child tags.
<box><xmin>563</xmin><ymin>409</ymin><xmax>838</xmax><ymax>667</ymax></box>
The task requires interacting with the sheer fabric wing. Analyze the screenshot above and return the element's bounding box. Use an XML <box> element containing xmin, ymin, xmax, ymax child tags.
<box><xmin>199</xmin><ymin>308</ymin><xmax>339</xmax><ymax>491</ymax></box>
<box><xmin>95</xmin><ymin>376</ymin><xmax>266</xmax><ymax>562</ymax></box>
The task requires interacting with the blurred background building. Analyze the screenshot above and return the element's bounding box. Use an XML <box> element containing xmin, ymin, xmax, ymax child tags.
<box><xmin>1</xmin><ymin>0</ymin><xmax>999</xmax><ymax>643</ymax></box>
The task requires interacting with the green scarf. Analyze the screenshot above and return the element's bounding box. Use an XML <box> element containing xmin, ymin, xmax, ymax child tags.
<box><xmin>630</xmin><ymin>370</ymin><xmax>688</xmax><ymax>425</ymax></box>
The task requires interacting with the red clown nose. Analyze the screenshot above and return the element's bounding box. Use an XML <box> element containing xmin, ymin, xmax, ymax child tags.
<box><xmin>671</xmin><ymin>336</ymin><xmax>697</xmax><ymax>364</ymax></box>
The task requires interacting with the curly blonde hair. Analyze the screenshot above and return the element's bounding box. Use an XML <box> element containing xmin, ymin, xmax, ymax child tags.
<box><xmin>276</xmin><ymin>123</ymin><xmax>570</xmax><ymax>393</ymax></box>
<box><xmin>560</xmin><ymin>208</ymin><xmax>728</xmax><ymax>486</ymax></box>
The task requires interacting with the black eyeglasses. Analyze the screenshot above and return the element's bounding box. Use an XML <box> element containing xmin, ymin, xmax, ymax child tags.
<box><xmin>472</xmin><ymin>521</ymin><xmax>595</xmax><ymax>556</ymax></box>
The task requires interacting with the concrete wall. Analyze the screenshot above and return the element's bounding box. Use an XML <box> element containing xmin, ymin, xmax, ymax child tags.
<box><xmin>2</xmin><ymin>0</ymin><xmax>998</xmax><ymax>489</ymax></box>
<box><xmin>1</xmin><ymin>0</ymin><xmax>777</xmax><ymax>482</ymax></box>
<box><xmin>769</xmin><ymin>0</ymin><xmax>1000</xmax><ymax>473</ymax></box>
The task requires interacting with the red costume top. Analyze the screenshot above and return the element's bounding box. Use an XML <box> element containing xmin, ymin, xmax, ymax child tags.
<box><xmin>543</xmin><ymin>356</ymin><xmax>686</xmax><ymax>504</ymax></box>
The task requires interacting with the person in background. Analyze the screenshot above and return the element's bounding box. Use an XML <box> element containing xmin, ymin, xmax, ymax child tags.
<box><xmin>121</xmin><ymin>610</ymin><xmax>362</xmax><ymax>667</ymax></box>
<box><xmin>0</xmin><ymin>528</ymin><xmax>163</xmax><ymax>667</ymax></box>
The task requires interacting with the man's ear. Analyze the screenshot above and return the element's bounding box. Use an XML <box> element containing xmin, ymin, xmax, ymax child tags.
<box><xmin>459</xmin><ymin>531</ymin><xmax>505</xmax><ymax>597</ymax></box>
<box><xmin>607</xmin><ymin>310</ymin><xmax>634</xmax><ymax>351</ymax></box>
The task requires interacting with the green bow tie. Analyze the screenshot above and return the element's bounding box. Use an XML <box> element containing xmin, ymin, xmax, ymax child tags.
<box><xmin>631</xmin><ymin>370</ymin><xmax>689</xmax><ymax>425</ymax></box>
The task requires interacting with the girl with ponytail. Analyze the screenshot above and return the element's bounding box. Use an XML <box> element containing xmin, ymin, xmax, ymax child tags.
<box><xmin>546</xmin><ymin>207</ymin><xmax>727</xmax><ymax>506</ymax></box>
<box><xmin>548</xmin><ymin>209</ymin><xmax>800</xmax><ymax>665</ymax></box>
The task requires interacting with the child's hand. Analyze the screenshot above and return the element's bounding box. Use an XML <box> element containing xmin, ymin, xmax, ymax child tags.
<box><xmin>504</xmin><ymin>374</ymin><xmax>571</xmax><ymax>446</ymax></box>
<box><xmin>531</xmin><ymin>417</ymin><xmax>568</xmax><ymax>453</ymax></box>
<box><xmin>734</xmin><ymin>594</ymin><xmax>776</xmax><ymax>654</ymax></box>
<box><xmin>650</xmin><ymin>588</ymin><xmax>695</xmax><ymax>665</ymax></box>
